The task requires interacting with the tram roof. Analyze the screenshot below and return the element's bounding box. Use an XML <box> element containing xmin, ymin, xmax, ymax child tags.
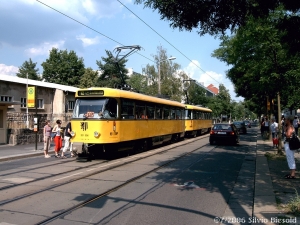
<box><xmin>185</xmin><ymin>104</ymin><xmax>212</xmax><ymax>112</ymax></box>
<box><xmin>75</xmin><ymin>87</ymin><xmax>185</xmax><ymax>107</ymax></box>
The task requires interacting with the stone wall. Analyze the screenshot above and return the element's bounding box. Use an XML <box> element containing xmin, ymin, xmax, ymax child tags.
<box><xmin>7</xmin><ymin>112</ymin><xmax>72</xmax><ymax>145</ymax></box>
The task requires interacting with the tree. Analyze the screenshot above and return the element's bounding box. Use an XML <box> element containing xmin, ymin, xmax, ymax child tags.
<box><xmin>152</xmin><ymin>46</ymin><xmax>184</xmax><ymax>101</ymax></box>
<box><xmin>16</xmin><ymin>58</ymin><xmax>41</xmax><ymax>80</ymax></box>
<box><xmin>79</xmin><ymin>68</ymin><xmax>99</xmax><ymax>88</ymax></box>
<box><xmin>212</xmin><ymin>10</ymin><xmax>300</xmax><ymax>112</ymax></box>
<box><xmin>206</xmin><ymin>84</ymin><xmax>231</xmax><ymax>120</ymax></box>
<box><xmin>135</xmin><ymin>0</ymin><xmax>300</xmax><ymax>36</ymax></box>
<box><xmin>127</xmin><ymin>72</ymin><xmax>147</xmax><ymax>93</ymax></box>
<box><xmin>96</xmin><ymin>50</ymin><xmax>128</xmax><ymax>88</ymax></box>
<box><xmin>41</xmin><ymin>48</ymin><xmax>85</xmax><ymax>87</ymax></box>
<box><xmin>187</xmin><ymin>82</ymin><xmax>209</xmax><ymax>107</ymax></box>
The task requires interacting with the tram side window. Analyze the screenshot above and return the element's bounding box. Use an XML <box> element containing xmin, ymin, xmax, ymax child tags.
<box><xmin>163</xmin><ymin>107</ymin><xmax>170</xmax><ymax>119</ymax></box>
<box><xmin>102</xmin><ymin>98</ymin><xmax>118</xmax><ymax>119</ymax></box>
<box><xmin>155</xmin><ymin>104</ymin><xmax>162</xmax><ymax>119</ymax></box>
<box><xmin>194</xmin><ymin>111</ymin><xmax>199</xmax><ymax>119</ymax></box>
<box><xmin>136</xmin><ymin>102</ymin><xmax>147</xmax><ymax>119</ymax></box>
<box><xmin>196</xmin><ymin>111</ymin><xmax>200</xmax><ymax>120</ymax></box>
<box><xmin>121</xmin><ymin>99</ymin><xmax>134</xmax><ymax>119</ymax></box>
<box><xmin>193</xmin><ymin>111</ymin><xmax>197</xmax><ymax>119</ymax></box>
<box><xmin>147</xmin><ymin>103</ymin><xmax>155</xmax><ymax>119</ymax></box>
<box><xmin>200</xmin><ymin>112</ymin><xmax>204</xmax><ymax>120</ymax></box>
<box><xmin>175</xmin><ymin>108</ymin><xmax>181</xmax><ymax>119</ymax></box>
<box><xmin>170</xmin><ymin>108</ymin><xmax>176</xmax><ymax>119</ymax></box>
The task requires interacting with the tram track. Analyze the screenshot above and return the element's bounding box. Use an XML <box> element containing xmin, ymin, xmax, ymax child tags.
<box><xmin>36</xmin><ymin>137</ymin><xmax>215</xmax><ymax>225</ymax></box>
<box><xmin>0</xmin><ymin>159</ymin><xmax>109</xmax><ymax>191</ymax></box>
<box><xmin>0</xmin><ymin>135</ymin><xmax>209</xmax><ymax>208</ymax></box>
<box><xmin>0</xmin><ymin>135</ymin><xmax>211</xmax><ymax>191</ymax></box>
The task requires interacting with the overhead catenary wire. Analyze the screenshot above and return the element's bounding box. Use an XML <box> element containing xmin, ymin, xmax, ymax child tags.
<box><xmin>36</xmin><ymin>0</ymin><xmax>224</xmax><ymax>86</ymax></box>
<box><xmin>117</xmin><ymin>0</ymin><xmax>221</xmax><ymax>85</ymax></box>
<box><xmin>36</xmin><ymin>0</ymin><xmax>155</xmax><ymax>63</ymax></box>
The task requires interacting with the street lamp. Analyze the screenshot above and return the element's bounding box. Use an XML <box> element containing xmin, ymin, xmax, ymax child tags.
<box><xmin>158</xmin><ymin>56</ymin><xmax>176</xmax><ymax>94</ymax></box>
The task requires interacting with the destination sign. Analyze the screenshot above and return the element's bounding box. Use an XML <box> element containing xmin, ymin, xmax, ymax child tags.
<box><xmin>78</xmin><ymin>90</ymin><xmax>104</xmax><ymax>96</ymax></box>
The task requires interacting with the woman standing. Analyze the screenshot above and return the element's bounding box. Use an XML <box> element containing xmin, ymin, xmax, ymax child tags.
<box><xmin>284</xmin><ymin>115</ymin><xmax>296</xmax><ymax>179</ymax></box>
<box><xmin>43</xmin><ymin>120</ymin><xmax>51</xmax><ymax>158</ymax></box>
<box><xmin>52</xmin><ymin>120</ymin><xmax>63</xmax><ymax>158</ymax></box>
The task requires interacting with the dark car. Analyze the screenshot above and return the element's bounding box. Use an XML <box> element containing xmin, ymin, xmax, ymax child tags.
<box><xmin>209</xmin><ymin>123</ymin><xmax>240</xmax><ymax>145</ymax></box>
<box><xmin>233</xmin><ymin>121</ymin><xmax>247</xmax><ymax>134</ymax></box>
<box><xmin>244</xmin><ymin>120</ymin><xmax>251</xmax><ymax>128</ymax></box>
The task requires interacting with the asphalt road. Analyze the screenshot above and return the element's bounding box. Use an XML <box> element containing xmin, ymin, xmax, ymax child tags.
<box><xmin>0</xmin><ymin>129</ymin><xmax>256</xmax><ymax>225</ymax></box>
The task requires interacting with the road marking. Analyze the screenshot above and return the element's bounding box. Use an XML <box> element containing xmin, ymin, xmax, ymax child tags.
<box><xmin>54</xmin><ymin>172</ymin><xmax>83</xmax><ymax>181</ymax></box>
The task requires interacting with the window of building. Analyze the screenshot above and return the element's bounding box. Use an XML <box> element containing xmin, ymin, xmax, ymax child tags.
<box><xmin>0</xmin><ymin>96</ymin><xmax>13</xmax><ymax>102</ymax></box>
<box><xmin>68</xmin><ymin>101</ymin><xmax>75</xmax><ymax>110</ymax></box>
<box><xmin>21</xmin><ymin>97</ymin><xmax>27</xmax><ymax>108</ymax></box>
<box><xmin>37</xmin><ymin>99</ymin><xmax>44</xmax><ymax>109</ymax></box>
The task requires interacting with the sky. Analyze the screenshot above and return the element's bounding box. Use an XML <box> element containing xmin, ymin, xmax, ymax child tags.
<box><xmin>0</xmin><ymin>0</ymin><xmax>243</xmax><ymax>102</ymax></box>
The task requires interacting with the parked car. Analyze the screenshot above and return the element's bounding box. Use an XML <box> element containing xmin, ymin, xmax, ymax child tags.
<box><xmin>244</xmin><ymin>120</ymin><xmax>251</xmax><ymax>128</ymax></box>
<box><xmin>209</xmin><ymin>123</ymin><xmax>240</xmax><ymax>145</ymax></box>
<box><xmin>233</xmin><ymin>121</ymin><xmax>247</xmax><ymax>134</ymax></box>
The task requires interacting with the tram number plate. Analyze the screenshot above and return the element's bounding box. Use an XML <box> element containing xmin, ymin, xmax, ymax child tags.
<box><xmin>218</xmin><ymin>132</ymin><xmax>226</xmax><ymax>134</ymax></box>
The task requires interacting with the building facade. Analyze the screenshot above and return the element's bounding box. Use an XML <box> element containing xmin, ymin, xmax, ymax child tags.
<box><xmin>0</xmin><ymin>74</ymin><xmax>78</xmax><ymax>145</ymax></box>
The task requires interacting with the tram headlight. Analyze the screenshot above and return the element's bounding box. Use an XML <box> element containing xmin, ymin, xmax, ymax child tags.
<box><xmin>94</xmin><ymin>131</ymin><xmax>100</xmax><ymax>138</ymax></box>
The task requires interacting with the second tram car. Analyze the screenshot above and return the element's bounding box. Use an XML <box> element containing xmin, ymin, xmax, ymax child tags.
<box><xmin>184</xmin><ymin>104</ymin><xmax>213</xmax><ymax>137</ymax></box>
<box><xmin>71</xmin><ymin>87</ymin><xmax>185</xmax><ymax>158</ymax></box>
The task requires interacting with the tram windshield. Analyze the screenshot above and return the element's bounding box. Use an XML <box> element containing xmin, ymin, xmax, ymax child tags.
<box><xmin>72</xmin><ymin>98</ymin><xmax>118</xmax><ymax>119</ymax></box>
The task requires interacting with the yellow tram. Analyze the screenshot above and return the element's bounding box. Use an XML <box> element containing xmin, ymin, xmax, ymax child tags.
<box><xmin>184</xmin><ymin>104</ymin><xmax>213</xmax><ymax>137</ymax></box>
<box><xmin>71</xmin><ymin>87</ymin><xmax>185</xmax><ymax>158</ymax></box>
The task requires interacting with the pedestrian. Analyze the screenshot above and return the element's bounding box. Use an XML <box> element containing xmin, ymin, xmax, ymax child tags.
<box><xmin>293</xmin><ymin>115</ymin><xmax>299</xmax><ymax>136</ymax></box>
<box><xmin>284</xmin><ymin>115</ymin><xmax>296</xmax><ymax>179</ymax></box>
<box><xmin>260</xmin><ymin>118</ymin><xmax>265</xmax><ymax>137</ymax></box>
<box><xmin>51</xmin><ymin>119</ymin><xmax>63</xmax><ymax>158</ymax></box>
<box><xmin>281</xmin><ymin>115</ymin><xmax>285</xmax><ymax>139</ymax></box>
<box><xmin>61</xmin><ymin>121</ymin><xmax>75</xmax><ymax>158</ymax></box>
<box><xmin>43</xmin><ymin>120</ymin><xmax>51</xmax><ymax>158</ymax></box>
<box><xmin>264</xmin><ymin>117</ymin><xmax>269</xmax><ymax>134</ymax></box>
<box><xmin>270</xmin><ymin>118</ymin><xmax>278</xmax><ymax>147</ymax></box>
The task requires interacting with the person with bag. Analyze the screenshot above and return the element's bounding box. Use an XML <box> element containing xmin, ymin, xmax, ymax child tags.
<box><xmin>61</xmin><ymin>121</ymin><xmax>74</xmax><ymax>158</ymax></box>
<box><xmin>283</xmin><ymin>115</ymin><xmax>297</xmax><ymax>179</ymax></box>
<box><xmin>270</xmin><ymin>118</ymin><xmax>278</xmax><ymax>148</ymax></box>
<box><xmin>43</xmin><ymin>120</ymin><xmax>51</xmax><ymax>158</ymax></box>
<box><xmin>52</xmin><ymin>119</ymin><xmax>63</xmax><ymax>158</ymax></box>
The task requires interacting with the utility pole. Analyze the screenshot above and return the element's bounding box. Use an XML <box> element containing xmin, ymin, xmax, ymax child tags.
<box><xmin>26</xmin><ymin>73</ymin><xmax>29</xmax><ymax>129</ymax></box>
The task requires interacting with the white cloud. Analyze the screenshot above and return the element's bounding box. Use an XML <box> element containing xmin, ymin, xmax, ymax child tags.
<box><xmin>25</xmin><ymin>41</ymin><xmax>65</xmax><ymax>56</ymax></box>
<box><xmin>0</xmin><ymin>64</ymin><xmax>19</xmax><ymax>76</ymax></box>
<box><xmin>76</xmin><ymin>35</ymin><xmax>100</xmax><ymax>47</ymax></box>
<box><xmin>183</xmin><ymin>60</ymin><xmax>243</xmax><ymax>101</ymax></box>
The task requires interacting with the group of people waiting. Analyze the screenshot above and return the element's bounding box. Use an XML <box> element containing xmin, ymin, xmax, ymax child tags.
<box><xmin>43</xmin><ymin>119</ymin><xmax>75</xmax><ymax>159</ymax></box>
<box><xmin>261</xmin><ymin>115</ymin><xmax>300</xmax><ymax>179</ymax></box>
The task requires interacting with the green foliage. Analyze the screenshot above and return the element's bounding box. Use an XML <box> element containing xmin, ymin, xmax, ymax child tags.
<box><xmin>16</xmin><ymin>58</ymin><xmax>41</xmax><ymax>80</ymax></box>
<box><xmin>96</xmin><ymin>50</ymin><xmax>128</xmax><ymax>88</ymax></box>
<box><xmin>41</xmin><ymin>48</ymin><xmax>85</xmax><ymax>87</ymax></box>
<box><xmin>212</xmin><ymin>9</ymin><xmax>300</xmax><ymax>114</ymax></box>
<box><xmin>187</xmin><ymin>82</ymin><xmax>209</xmax><ymax>106</ymax></box>
<box><xmin>127</xmin><ymin>72</ymin><xmax>147</xmax><ymax>93</ymax></box>
<box><xmin>135</xmin><ymin>0</ymin><xmax>300</xmax><ymax>36</ymax></box>
<box><xmin>287</xmin><ymin>189</ymin><xmax>300</xmax><ymax>216</ymax></box>
<box><xmin>79</xmin><ymin>68</ymin><xmax>99</xmax><ymax>88</ymax></box>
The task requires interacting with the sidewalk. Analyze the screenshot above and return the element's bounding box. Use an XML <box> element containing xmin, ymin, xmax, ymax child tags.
<box><xmin>259</xmin><ymin>134</ymin><xmax>300</xmax><ymax>224</ymax></box>
<box><xmin>0</xmin><ymin>142</ymin><xmax>56</xmax><ymax>161</ymax></box>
